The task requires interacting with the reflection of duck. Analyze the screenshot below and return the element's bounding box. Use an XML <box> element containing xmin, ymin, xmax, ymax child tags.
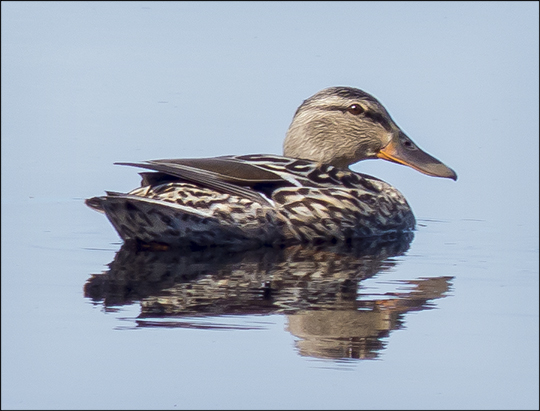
<box><xmin>84</xmin><ymin>237</ymin><xmax>453</xmax><ymax>360</ymax></box>
<box><xmin>86</xmin><ymin>87</ymin><xmax>456</xmax><ymax>248</ymax></box>
<box><xmin>84</xmin><ymin>234</ymin><xmax>414</xmax><ymax>308</ymax></box>
<box><xmin>287</xmin><ymin>276</ymin><xmax>454</xmax><ymax>360</ymax></box>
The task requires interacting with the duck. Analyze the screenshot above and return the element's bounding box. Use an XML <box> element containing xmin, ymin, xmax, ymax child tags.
<box><xmin>86</xmin><ymin>86</ymin><xmax>457</xmax><ymax>249</ymax></box>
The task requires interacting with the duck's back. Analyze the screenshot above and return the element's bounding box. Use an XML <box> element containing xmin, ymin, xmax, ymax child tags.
<box><xmin>86</xmin><ymin>154</ymin><xmax>415</xmax><ymax>249</ymax></box>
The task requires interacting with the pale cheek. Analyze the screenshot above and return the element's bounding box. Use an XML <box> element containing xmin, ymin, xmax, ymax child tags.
<box><xmin>380</xmin><ymin>131</ymin><xmax>394</xmax><ymax>148</ymax></box>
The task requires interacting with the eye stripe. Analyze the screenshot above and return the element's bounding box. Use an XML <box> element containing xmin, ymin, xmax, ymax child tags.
<box><xmin>311</xmin><ymin>104</ymin><xmax>393</xmax><ymax>132</ymax></box>
<box><xmin>363</xmin><ymin>110</ymin><xmax>393</xmax><ymax>132</ymax></box>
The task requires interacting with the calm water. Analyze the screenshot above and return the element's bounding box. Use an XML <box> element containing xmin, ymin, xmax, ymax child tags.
<box><xmin>2</xmin><ymin>2</ymin><xmax>538</xmax><ymax>409</ymax></box>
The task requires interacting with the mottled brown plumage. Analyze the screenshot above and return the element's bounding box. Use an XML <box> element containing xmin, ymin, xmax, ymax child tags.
<box><xmin>86</xmin><ymin>87</ymin><xmax>456</xmax><ymax>249</ymax></box>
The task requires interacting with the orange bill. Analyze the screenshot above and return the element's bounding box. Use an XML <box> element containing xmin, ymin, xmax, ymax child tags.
<box><xmin>377</xmin><ymin>132</ymin><xmax>457</xmax><ymax>180</ymax></box>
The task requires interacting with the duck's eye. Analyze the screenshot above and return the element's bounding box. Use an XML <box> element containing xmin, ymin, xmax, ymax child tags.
<box><xmin>347</xmin><ymin>104</ymin><xmax>364</xmax><ymax>115</ymax></box>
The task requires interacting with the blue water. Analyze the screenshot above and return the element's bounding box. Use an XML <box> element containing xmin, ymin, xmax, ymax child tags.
<box><xmin>2</xmin><ymin>2</ymin><xmax>538</xmax><ymax>409</ymax></box>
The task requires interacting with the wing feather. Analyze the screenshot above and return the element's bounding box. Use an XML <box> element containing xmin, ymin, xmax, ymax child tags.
<box><xmin>115</xmin><ymin>157</ymin><xmax>280</xmax><ymax>205</ymax></box>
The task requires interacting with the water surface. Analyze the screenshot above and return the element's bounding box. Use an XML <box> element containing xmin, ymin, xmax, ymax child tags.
<box><xmin>2</xmin><ymin>2</ymin><xmax>538</xmax><ymax>409</ymax></box>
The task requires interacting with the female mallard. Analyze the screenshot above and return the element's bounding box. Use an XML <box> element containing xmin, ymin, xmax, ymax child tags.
<box><xmin>86</xmin><ymin>87</ymin><xmax>456</xmax><ymax>248</ymax></box>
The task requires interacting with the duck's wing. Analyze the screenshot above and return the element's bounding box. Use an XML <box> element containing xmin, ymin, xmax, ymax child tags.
<box><xmin>118</xmin><ymin>154</ymin><xmax>385</xmax><ymax>200</ymax></box>
<box><xmin>116</xmin><ymin>155</ymin><xmax>292</xmax><ymax>205</ymax></box>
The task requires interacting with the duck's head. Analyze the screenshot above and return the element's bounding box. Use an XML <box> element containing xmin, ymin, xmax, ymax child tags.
<box><xmin>283</xmin><ymin>86</ymin><xmax>457</xmax><ymax>180</ymax></box>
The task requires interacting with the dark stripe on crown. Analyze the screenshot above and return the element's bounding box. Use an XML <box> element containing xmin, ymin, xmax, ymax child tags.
<box><xmin>297</xmin><ymin>87</ymin><xmax>393</xmax><ymax>132</ymax></box>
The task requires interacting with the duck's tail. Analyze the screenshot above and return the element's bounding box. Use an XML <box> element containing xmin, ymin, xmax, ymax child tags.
<box><xmin>85</xmin><ymin>190</ymin><xmax>278</xmax><ymax>249</ymax></box>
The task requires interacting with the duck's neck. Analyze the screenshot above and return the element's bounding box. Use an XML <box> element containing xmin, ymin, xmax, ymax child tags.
<box><xmin>283</xmin><ymin>114</ymin><xmax>380</xmax><ymax>169</ymax></box>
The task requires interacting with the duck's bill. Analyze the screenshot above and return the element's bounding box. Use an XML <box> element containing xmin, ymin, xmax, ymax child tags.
<box><xmin>377</xmin><ymin>132</ymin><xmax>458</xmax><ymax>180</ymax></box>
